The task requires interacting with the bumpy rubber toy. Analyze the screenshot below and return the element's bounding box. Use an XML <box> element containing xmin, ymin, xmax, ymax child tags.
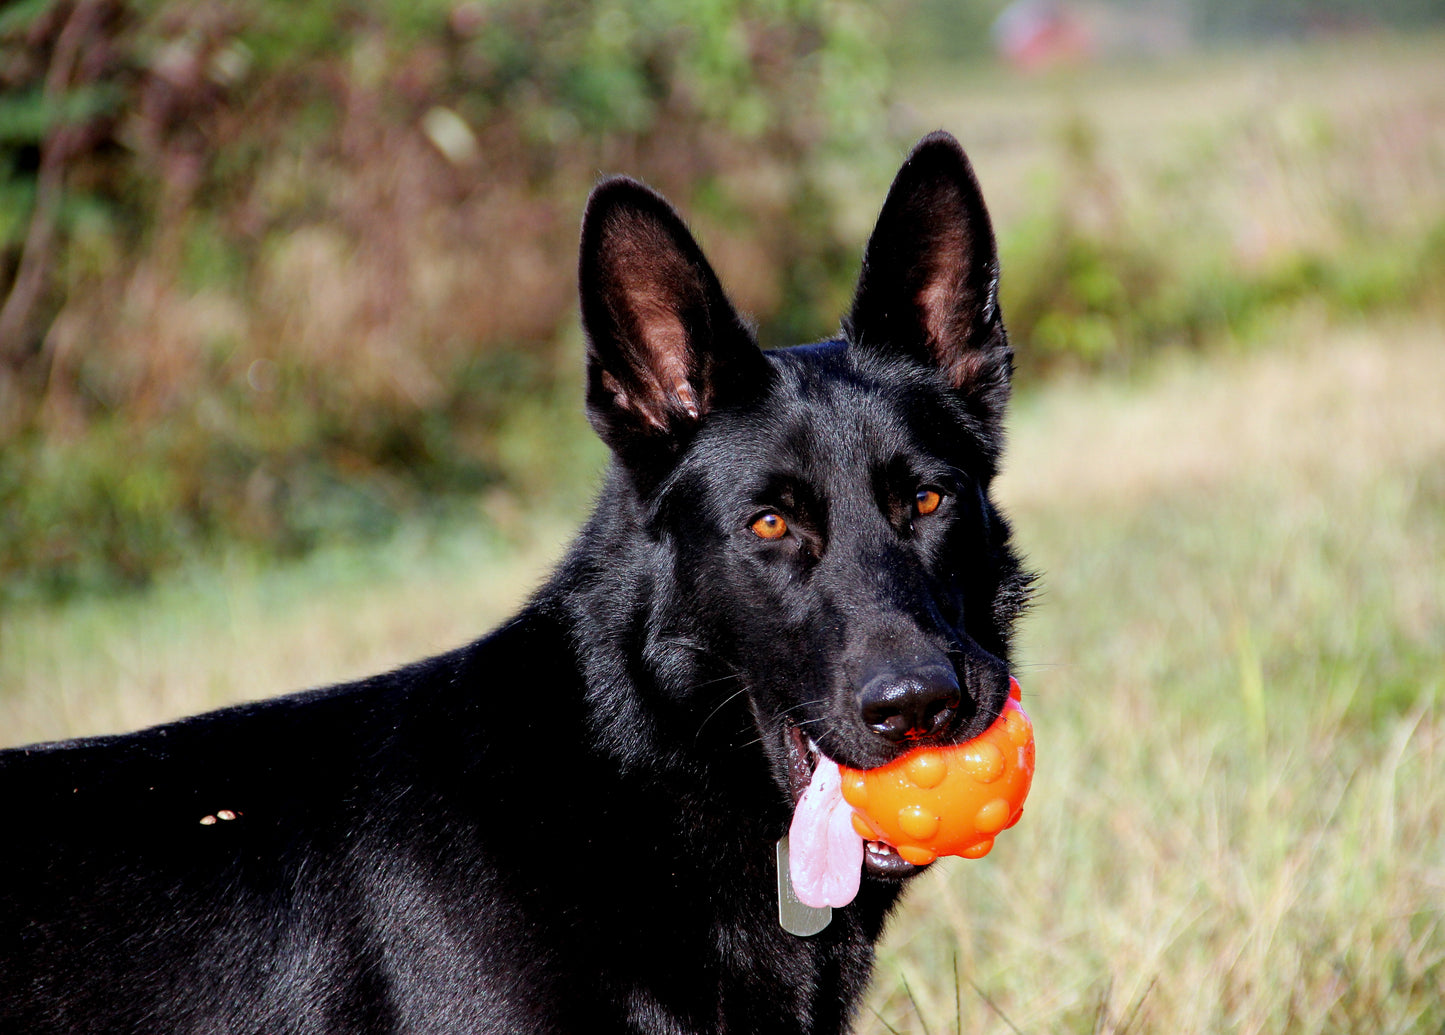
<box><xmin>839</xmin><ymin>676</ymin><xmax>1034</xmax><ymax>865</ymax></box>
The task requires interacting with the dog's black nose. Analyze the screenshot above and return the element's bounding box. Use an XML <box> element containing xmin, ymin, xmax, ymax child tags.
<box><xmin>858</xmin><ymin>665</ymin><xmax>962</xmax><ymax>742</ymax></box>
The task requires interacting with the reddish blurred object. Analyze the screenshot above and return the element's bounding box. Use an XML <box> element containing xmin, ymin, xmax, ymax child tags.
<box><xmin>992</xmin><ymin>0</ymin><xmax>1093</xmax><ymax>71</ymax></box>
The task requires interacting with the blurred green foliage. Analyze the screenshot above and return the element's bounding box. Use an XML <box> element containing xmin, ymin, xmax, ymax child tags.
<box><xmin>999</xmin><ymin>100</ymin><xmax>1445</xmax><ymax>377</ymax></box>
<box><xmin>0</xmin><ymin>0</ymin><xmax>892</xmax><ymax>603</ymax></box>
<box><xmin>1194</xmin><ymin>0</ymin><xmax>1445</xmax><ymax>37</ymax></box>
<box><xmin>896</xmin><ymin>0</ymin><xmax>1445</xmax><ymax>64</ymax></box>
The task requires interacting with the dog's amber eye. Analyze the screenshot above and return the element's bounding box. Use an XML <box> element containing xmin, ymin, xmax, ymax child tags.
<box><xmin>916</xmin><ymin>489</ymin><xmax>942</xmax><ymax>516</ymax></box>
<box><xmin>750</xmin><ymin>513</ymin><xmax>788</xmax><ymax>540</ymax></box>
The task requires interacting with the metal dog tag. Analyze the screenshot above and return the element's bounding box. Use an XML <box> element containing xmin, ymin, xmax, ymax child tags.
<box><xmin>776</xmin><ymin>836</ymin><xmax>831</xmax><ymax>936</ymax></box>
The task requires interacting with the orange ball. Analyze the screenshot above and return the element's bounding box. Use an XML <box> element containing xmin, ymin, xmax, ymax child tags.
<box><xmin>839</xmin><ymin>676</ymin><xmax>1034</xmax><ymax>865</ymax></box>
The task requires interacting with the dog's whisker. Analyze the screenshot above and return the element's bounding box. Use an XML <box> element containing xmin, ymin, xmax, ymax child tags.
<box><xmin>780</xmin><ymin>697</ymin><xmax>829</xmax><ymax>717</ymax></box>
<box><xmin>694</xmin><ymin>684</ymin><xmax>752</xmax><ymax>741</ymax></box>
<box><xmin>684</xmin><ymin>673</ymin><xmax>747</xmax><ymax>697</ymax></box>
<box><xmin>812</xmin><ymin>728</ymin><xmax>843</xmax><ymax>756</ymax></box>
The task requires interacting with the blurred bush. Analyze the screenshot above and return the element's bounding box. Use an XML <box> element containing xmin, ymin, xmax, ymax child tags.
<box><xmin>999</xmin><ymin>91</ymin><xmax>1445</xmax><ymax>377</ymax></box>
<box><xmin>0</xmin><ymin>0</ymin><xmax>892</xmax><ymax>602</ymax></box>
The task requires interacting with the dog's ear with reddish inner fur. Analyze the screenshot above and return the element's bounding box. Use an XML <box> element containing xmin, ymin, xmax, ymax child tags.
<box><xmin>846</xmin><ymin>131</ymin><xmax>1012</xmax><ymax>440</ymax></box>
<box><xmin>579</xmin><ymin>177</ymin><xmax>769</xmax><ymax>464</ymax></box>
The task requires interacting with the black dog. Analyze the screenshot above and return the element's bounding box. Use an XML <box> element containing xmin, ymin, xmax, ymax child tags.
<box><xmin>0</xmin><ymin>131</ymin><xmax>1031</xmax><ymax>1034</ymax></box>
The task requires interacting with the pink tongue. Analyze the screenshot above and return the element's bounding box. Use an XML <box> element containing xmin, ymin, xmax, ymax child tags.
<box><xmin>788</xmin><ymin>756</ymin><xmax>864</xmax><ymax>908</ymax></box>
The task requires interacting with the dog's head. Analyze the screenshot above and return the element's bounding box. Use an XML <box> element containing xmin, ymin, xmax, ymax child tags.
<box><xmin>577</xmin><ymin>132</ymin><xmax>1032</xmax><ymax>883</ymax></box>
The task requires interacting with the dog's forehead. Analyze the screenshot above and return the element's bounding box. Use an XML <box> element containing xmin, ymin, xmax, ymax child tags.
<box><xmin>760</xmin><ymin>341</ymin><xmax>948</xmax><ymax>460</ymax></box>
<box><xmin>685</xmin><ymin>341</ymin><xmax>959</xmax><ymax>495</ymax></box>
<box><xmin>764</xmin><ymin>380</ymin><xmax>905</xmax><ymax>467</ymax></box>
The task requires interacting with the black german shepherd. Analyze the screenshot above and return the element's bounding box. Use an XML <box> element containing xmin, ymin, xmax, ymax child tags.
<box><xmin>0</xmin><ymin>131</ymin><xmax>1032</xmax><ymax>1034</ymax></box>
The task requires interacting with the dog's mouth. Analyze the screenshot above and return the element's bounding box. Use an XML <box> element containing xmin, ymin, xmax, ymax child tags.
<box><xmin>783</xmin><ymin>721</ymin><xmax>924</xmax><ymax>881</ymax></box>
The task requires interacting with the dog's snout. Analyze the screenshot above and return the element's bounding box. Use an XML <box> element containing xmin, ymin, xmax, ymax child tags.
<box><xmin>858</xmin><ymin>665</ymin><xmax>962</xmax><ymax>743</ymax></box>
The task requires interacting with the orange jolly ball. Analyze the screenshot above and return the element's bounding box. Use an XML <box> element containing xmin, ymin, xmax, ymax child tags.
<box><xmin>838</xmin><ymin>676</ymin><xmax>1035</xmax><ymax>865</ymax></box>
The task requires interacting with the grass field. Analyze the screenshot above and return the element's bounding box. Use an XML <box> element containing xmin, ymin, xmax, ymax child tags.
<box><xmin>3</xmin><ymin>313</ymin><xmax>1441</xmax><ymax>1032</ymax></box>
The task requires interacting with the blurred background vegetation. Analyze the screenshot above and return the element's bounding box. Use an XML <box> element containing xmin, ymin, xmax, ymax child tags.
<box><xmin>3</xmin><ymin>0</ymin><xmax>1442</xmax><ymax>603</ymax></box>
<box><xmin>0</xmin><ymin>0</ymin><xmax>892</xmax><ymax>599</ymax></box>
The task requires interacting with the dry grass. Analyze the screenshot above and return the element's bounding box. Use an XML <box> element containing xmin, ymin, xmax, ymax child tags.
<box><xmin>0</xmin><ymin>517</ymin><xmax>577</xmax><ymax>744</ymax></box>
<box><xmin>1000</xmin><ymin>314</ymin><xmax>1445</xmax><ymax>511</ymax></box>
<box><xmin>2</xmin><ymin>319</ymin><xmax>1442</xmax><ymax>1033</ymax></box>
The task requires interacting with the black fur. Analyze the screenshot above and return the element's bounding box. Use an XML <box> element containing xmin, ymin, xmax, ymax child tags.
<box><xmin>0</xmin><ymin>131</ymin><xmax>1032</xmax><ymax>1035</ymax></box>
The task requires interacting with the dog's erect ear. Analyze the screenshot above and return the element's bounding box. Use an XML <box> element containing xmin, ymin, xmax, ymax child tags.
<box><xmin>579</xmin><ymin>177</ymin><xmax>767</xmax><ymax>461</ymax></box>
<box><xmin>846</xmin><ymin>131</ymin><xmax>1011</xmax><ymax>428</ymax></box>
